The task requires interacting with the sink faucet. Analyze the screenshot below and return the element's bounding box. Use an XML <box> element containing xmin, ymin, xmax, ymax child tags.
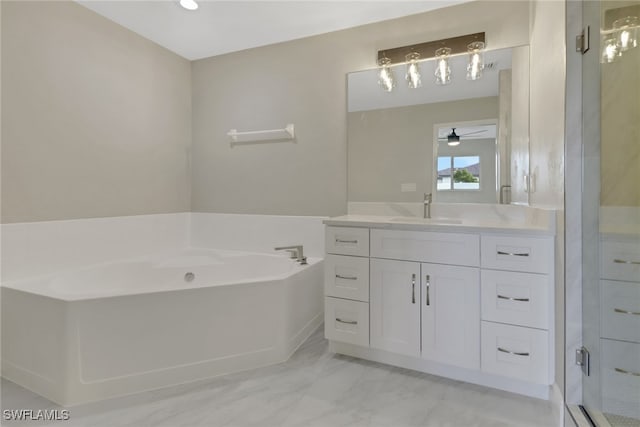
<box><xmin>423</xmin><ymin>193</ymin><xmax>432</xmax><ymax>219</ymax></box>
<box><xmin>274</xmin><ymin>245</ymin><xmax>307</xmax><ymax>265</ymax></box>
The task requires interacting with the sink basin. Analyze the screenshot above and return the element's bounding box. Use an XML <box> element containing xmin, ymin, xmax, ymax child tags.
<box><xmin>390</xmin><ymin>217</ymin><xmax>463</xmax><ymax>225</ymax></box>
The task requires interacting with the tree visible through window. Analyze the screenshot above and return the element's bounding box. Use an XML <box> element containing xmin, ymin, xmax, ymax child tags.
<box><xmin>437</xmin><ymin>156</ymin><xmax>480</xmax><ymax>190</ymax></box>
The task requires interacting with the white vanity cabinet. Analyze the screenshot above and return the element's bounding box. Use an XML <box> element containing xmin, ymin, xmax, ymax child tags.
<box><xmin>324</xmin><ymin>227</ymin><xmax>371</xmax><ymax>347</ymax></box>
<box><xmin>479</xmin><ymin>234</ymin><xmax>553</xmax><ymax>386</ymax></box>
<box><xmin>421</xmin><ymin>263</ymin><xmax>480</xmax><ymax>370</ymax></box>
<box><xmin>370</xmin><ymin>259</ymin><xmax>421</xmax><ymax>357</ymax></box>
<box><xmin>324</xmin><ymin>221</ymin><xmax>555</xmax><ymax>400</ymax></box>
<box><xmin>599</xmin><ymin>234</ymin><xmax>640</xmax><ymax>420</ymax></box>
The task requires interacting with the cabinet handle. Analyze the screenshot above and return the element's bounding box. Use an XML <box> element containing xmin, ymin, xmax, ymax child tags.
<box><xmin>411</xmin><ymin>274</ymin><xmax>416</xmax><ymax>304</ymax></box>
<box><xmin>497</xmin><ymin>295</ymin><xmax>530</xmax><ymax>302</ymax></box>
<box><xmin>335</xmin><ymin>318</ymin><xmax>357</xmax><ymax>325</ymax></box>
<box><xmin>614</xmin><ymin>367</ymin><xmax>640</xmax><ymax>377</ymax></box>
<box><xmin>425</xmin><ymin>275</ymin><xmax>430</xmax><ymax>306</ymax></box>
<box><xmin>497</xmin><ymin>347</ymin><xmax>530</xmax><ymax>357</ymax></box>
<box><xmin>335</xmin><ymin>238</ymin><xmax>358</xmax><ymax>244</ymax></box>
<box><xmin>614</xmin><ymin>308</ymin><xmax>640</xmax><ymax>316</ymax></box>
<box><xmin>497</xmin><ymin>250</ymin><xmax>530</xmax><ymax>257</ymax></box>
<box><xmin>335</xmin><ymin>274</ymin><xmax>357</xmax><ymax>280</ymax></box>
<box><xmin>613</xmin><ymin>258</ymin><xmax>640</xmax><ymax>265</ymax></box>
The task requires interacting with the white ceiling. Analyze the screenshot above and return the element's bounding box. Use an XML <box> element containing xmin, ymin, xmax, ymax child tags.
<box><xmin>77</xmin><ymin>1</ymin><xmax>471</xmax><ymax>61</ymax></box>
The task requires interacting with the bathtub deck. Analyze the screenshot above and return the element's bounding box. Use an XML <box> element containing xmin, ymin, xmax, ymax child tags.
<box><xmin>1</xmin><ymin>326</ymin><xmax>559</xmax><ymax>427</ymax></box>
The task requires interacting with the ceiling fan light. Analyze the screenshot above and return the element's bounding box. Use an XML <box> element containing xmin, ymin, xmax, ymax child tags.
<box><xmin>447</xmin><ymin>137</ymin><xmax>460</xmax><ymax>147</ymax></box>
<box><xmin>447</xmin><ymin>128</ymin><xmax>461</xmax><ymax>146</ymax></box>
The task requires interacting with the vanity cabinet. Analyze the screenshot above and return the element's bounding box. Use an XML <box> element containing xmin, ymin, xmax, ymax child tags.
<box><xmin>324</xmin><ymin>223</ymin><xmax>555</xmax><ymax>400</ymax></box>
<box><xmin>370</xmin><ymin>259</ymin><xmax>421</xmax><ymax>357</ymax></box>
<box><xmin>479</xmin><ymin>235</ymin><xmax>553</xmax><ymax>385</ymax></box>
<box><xmin>420</xmin><ymin>263</ymin><xmax>480</xmax><ymax>370</ymax></box>
<box><xmin>599</xmin><ymin>234</ymin><xmax>640</xmax><ymax>419</ymax></box>
<box><xmin>324</xmin><ymin>227</ymin><xmax>371</xmax><ymax>347</ymax></box>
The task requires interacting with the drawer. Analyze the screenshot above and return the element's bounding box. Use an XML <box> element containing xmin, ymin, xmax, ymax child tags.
<box><xmin>601</xmin><ymin>339</ymin><xmax>640</xmax><ymax>420</ymax></box>
<box><xmin>481</xmin><ymin>322</ymin><xmax>550</xmax><ymax>385</ymax></box>
<box><xmin>324</xmin><ymin>255</ymin><xmax>369</xmax><ymax>302</ymax></box>
<box><xmin>370</xmin><ymin>229</ymin><xmax>479</xmax><ymax>266</ymax></box>
<box><xmin>601</xmin><ymin>238</ymin><xmax>640</xmax><ymax>282</ymax></box>
<box><xmin>481</xmin><ymin>270</ymin><xmax>550</xmax><ymax>330</ymax></box>
<box><xmin>324</xmin><ymin>297</ymin><xmax>369</xmax><ymax>347</ymax></box>
<box><xmin>601</xmin><ymin>280</ymin><xmax>640</xmax><ymax>343</ymax></box>
<box><xmin>481</xmin><ymin>235</ymin><xmax>553</xmax><ymax>274</ymax></box>
<box><xmin>326</xmin><ymin>226</ymin><xmax>369</xmax><ymax>257</ymax></box>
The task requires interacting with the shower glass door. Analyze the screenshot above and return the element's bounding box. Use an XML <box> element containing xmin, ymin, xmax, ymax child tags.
<box><xmin>582</xmin><ymin>0</ymin><xmax>640</xmax><ymax>425</ymax></box>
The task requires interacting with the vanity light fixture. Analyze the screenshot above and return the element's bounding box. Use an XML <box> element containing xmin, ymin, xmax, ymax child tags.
<box><xmin>613</xmin><ymin>16</ymin><xmax>638</xmax><ymax>51</ymax></box>
<box><xmin>375</xmin><ymin>32</ymin><xmax>485</xmax><ymax>92</ymax></box>
<box><xmin>405</xmin><ymin>52</ymin><xmax>422</xmax><ymax>89</ymax></box>
<box><xmin>466</xmin><ymin>41</ymin><xmax>485</xmax><ymax>81</ymax></box>
<box><xmin>377</xmin><ymin>55</ymin><xmax>395</xmax><ymax>92</ymax></box>
<box><xmin>179</xmin><ymin>0</ymin><xmax>198</xmax><ymax>11</ymax></box>
<box><xmin>434</xmin><ymin>47</ymin><xmax>452</xmax><ymax>85</ymax></box>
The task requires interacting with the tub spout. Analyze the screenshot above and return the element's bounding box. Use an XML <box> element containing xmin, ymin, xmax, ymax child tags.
<box><xmin>275</xmin><ymin>245</ymin><xmax>307</xmax><ymax>265</ymax></box>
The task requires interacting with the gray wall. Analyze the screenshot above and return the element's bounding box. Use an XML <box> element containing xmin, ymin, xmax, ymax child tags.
<box><xmin>1</xmin><ymin>1</ymin><xmax>192</xmax><ymax>223</ymax></box>
<box><xmin>190</xmin><ymin>1</ymin><xmax>530</xmax><ymax>216</ymax></box>
<box><xmin>347</xmin><ymin>97</ymin><xmax>498</xmax><ymax>203</ymax></box>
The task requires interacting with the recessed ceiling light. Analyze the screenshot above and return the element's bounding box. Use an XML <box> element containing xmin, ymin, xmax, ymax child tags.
<box><xmin>179</xmin><ymin>0</ymin><xmax>198</xmax><ymax>11</ymax></box>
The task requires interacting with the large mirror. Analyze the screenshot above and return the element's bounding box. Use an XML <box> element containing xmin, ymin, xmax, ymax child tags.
<box><xmin>347</xmin><ymin>45</ymin><xmax>530</xmax><ymax>205</ymax></box>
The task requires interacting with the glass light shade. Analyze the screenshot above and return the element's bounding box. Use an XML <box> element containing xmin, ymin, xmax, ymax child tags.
<box><xmin>434</xmin><ymin>47</ymin><xmax>452</xmax><ymax>85</ymax></box>
<box><xmin>466</xmin><ymin>41</ymin><xmax>485</xmax><ymax>81</ymax></box>
<box><xmin>601</xmin><ymin>37</ymin><xmax>621</xmax><ymax>63</ymax></box>
<box><xmin>613</xmin><ymin>16</ymin><xmax>639</xmax><ymax>51</ymax></box>
<box><xmin>405</xmin><ymin>52</ymin><xmax>422</xmax><ymax>89</ymax></box>
<box><xmin>378</xmin><ymin>57</ymin><xmax>395</xmax><ymax>92</ymax></box>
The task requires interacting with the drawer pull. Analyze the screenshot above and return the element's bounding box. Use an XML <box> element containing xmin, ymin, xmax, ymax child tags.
<box><xmin>336</xmin><ymin>274</ymin><xmax>358</xmax><ymax>281</ymax></box>
<box><xmin>497</xmin><ymin>347</ymin><xmax>530</xmax><ymax>357</ymax></box>
<box><xmin>425</xmin><ymin>274</ymin><xmax>431</xmax><ymax>306</ymax></box>
<box><xmin>614</xmin><ymin>308</ymin><xmax>640</xmax><ymax>316</ymax></box>
<box><xmin>497</xmin><ymin>250</ymin><xmax>530</xmax><ymax>257</ymax></box>
<box><xmin>613</xmin><ymin>258</ymin><xmax>640</xmax><ymax>265</ymax></box>
<box><xmin>335</xmin><ymin>239</ymin><xmax>358</xmax><ymax>244</ymax></box>
<box><xmin>335</xmin><ymin>318</ymin><xmax>357</xmax><ymax>325</ymax></box>
<box><xmin>497</xmin><ymin>295</ymin><xmax>530</xmax><ymax>302</ymax></box>
<box><xmin>614</xmin><ymin>367</ymin><xmax>640</xmax><ymax>377</ymax></box>
<box><xmin>411</xmin><ymin>274</ymin><xmax>416</xmax><ymax>304</ymax></box>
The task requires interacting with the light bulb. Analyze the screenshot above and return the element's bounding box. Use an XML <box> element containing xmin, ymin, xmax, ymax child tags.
<box><xmin>602</xmin><ymin>37</ymin><xmax>621</xmax><ymax>63</ymax></box>
<box><xmin>613</xmin><ymin>16</ymin><xmax>638</xmax><ymax>52</ymax></box>
<box><xmin>466</xmin><ymin>41</ymin><xmax>485</xmax><ymax>81</ymax></box>
<box><xmin>434</xmin><ymin>47</ymin><xmax>451</xmax><ymax>85</ymax></box>
<box><xmin>377</xmin><ymin>57</ymin><xmax>395</xmax><ymax>92</ymax></box>
<box><xmin>405</xmin><ymin>52</ymin><xmax>422</xmax><ymax>89</ymax></box>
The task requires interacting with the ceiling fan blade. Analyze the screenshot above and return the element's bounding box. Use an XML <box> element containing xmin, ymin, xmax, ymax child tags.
<box><xmin>459</xmin><ymin>129</ymin><xmax>488</xmax><ymax>137</ymax></box>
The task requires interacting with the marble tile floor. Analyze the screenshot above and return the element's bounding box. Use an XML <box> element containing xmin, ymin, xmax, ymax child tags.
<box><xmin>1</xmin><ymin>327</ymin><xmax>557</xmax><ymax>427</ymax></box>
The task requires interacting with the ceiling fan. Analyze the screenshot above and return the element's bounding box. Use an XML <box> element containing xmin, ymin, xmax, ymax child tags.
<box><xmin>439</xmin><ymin>128</ymin><xmax>488</xmax><ymax>146</ymax></box>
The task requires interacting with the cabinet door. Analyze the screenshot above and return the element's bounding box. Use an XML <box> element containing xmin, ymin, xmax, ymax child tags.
<box><xmin>370</xmin><ymin>258</ymin><xmax>421</xmax><ymax>357</ymax></box>
<box><xmin>421</xmin><ymin>263</ymin><xmax>480</xmax><ymax>369</ymax></box>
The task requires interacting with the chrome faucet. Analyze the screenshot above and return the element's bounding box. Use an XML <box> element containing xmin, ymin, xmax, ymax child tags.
<box><xmin>274</xmin><ymin>245</ymin><xmax>307</xmax><ymax>265</ymax></box>
<box><xmin>423</xmin><ymin>193</ymin><xmax>432</xmax><ymax>219</ymax></box>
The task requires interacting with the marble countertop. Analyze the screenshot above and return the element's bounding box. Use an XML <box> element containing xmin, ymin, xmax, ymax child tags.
<box><xmin>324</xmin><ymin>214</ymin><xmax>556</xmax><ymax>236</ymax></box>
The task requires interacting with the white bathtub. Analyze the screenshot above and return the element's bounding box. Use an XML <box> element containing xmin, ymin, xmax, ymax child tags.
<box><xmin>1</xmin><ymin>248</ymin><xmax>324</xmax><ymax>406</ymax></box>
